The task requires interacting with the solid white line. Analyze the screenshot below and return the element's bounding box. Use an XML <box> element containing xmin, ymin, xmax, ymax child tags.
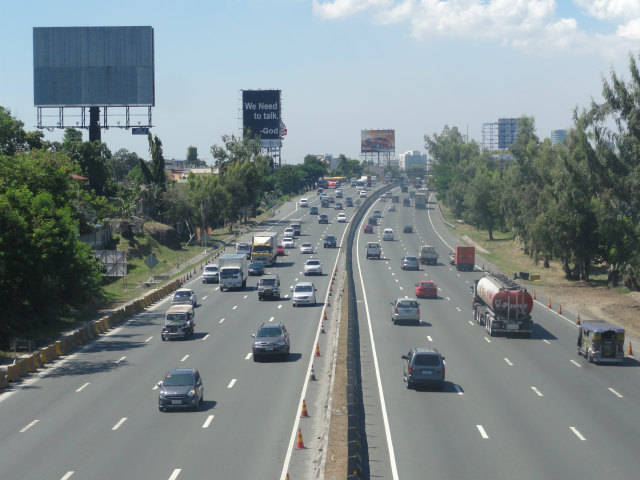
<box><xmin>145</xmin><ymin>336</ymin><xmax>153</xmax><ymax>343</ymax></box>
<box><xmin>219</xmin><ymin>318</ymin><xmax>225</xmax><ymax>324</ymax></box>
<box><xmin>608</xmin><ymin>387</ymin><xmax>624</xmax><ymax>398</ymax></box>
<box><xmin>227</xmin><ymin>378</ymin><xmax>237</xmax><ymax>389</ymax></box>
<box><xmin>570</xmin><ymin>359</ymin><xmax>582</xmax><ymax>367</ymax></box>
<box><xmin>468</xmin><ymin>320</ymin><xmax>474</xmax><ymax>326</ymax></box>
<box><xmin>202</xmin><ymin>334</ymin><xmax>210</xmax><ymax>341</ymax></box>
<box><xmin>484</xmin><ymin>337</ymin><xmax>492</xmax><ymax>343</ymax></box>
<box><xmin>279</xmin><ymin>207</ymin><xmax>351</xmax><ymax>480</ymax></box>
<box><xmin>456</xmin><ymin>307</ymin><xmax>462</xmax><ymax>312</ymax></box>
<box><xmin>352</xmin><ymin>199</ymin><xmax>400</xmax><ymax>480</ymax></box>
<box><xmin>245</xmin><ymin>352</ymin><xmax>252</xmax><ymax>360</ymax></box>
<box><xmin>168</xmin><ymin>469</ymin><xmax>182</xmax><ymax>480</ymax></box>
<box><xmin>476</xmin><ymin>424</ymin><xmax>489</xmax><ymax>439</ymax></box>
<box><xmin>455</xmin><ymin>385</ymin><xmax>464</xmax><ymax>395</ymax></box>
<box><xmin>115</xmin><ymin>356</ymin><xmax>126</xmax><ymax>364</ymax></box>
<box><xmin>232</xmin><ymin>305</ymin><xmax>238</xmax><ymax>310</ymax></box>
<box><xmin>531</xmin><ymin>386</ymin><xmax>544</xmax><ymax>397</ymax></box>
<box><xmin>202</xmin><ymin>415</ymin><xmax>215</xmax><ymax>429</ymax></box>
<box><xmin>20</xmin><ymin>419</ymin><xmax>39</xmax><ymax>433</ymax></box>
<box><xmin>112</xmin><ymin>417</ymin><xmax>127</xmax><ymax>431</ymax></box>
<box><xmin>426</xmin><ymin>335</ymin><xmax>433</xmax><ymax>342</ymax></box>
<box><xmin>504</xmin><ymin>357</ymin><xmax>513</xmax><ymax>366</ymax></box>
<box><xmin>543</xmin><ymin>339</ymin><xmax>551</xmax><ymax>344</ymax></box>
<box><xmin>180</xmin><ymin>354</ymin><xmax>190</xmax><ymax>362</ymax></box>
<box><xmin>60</xmin><ymin>472</ymin><xmax>75</xmax><ymax>480</ymax></box>
<box><xmin>569</xmin><ymin>426</ymin><xmax>586</xmax><ymax>441</ymax></box>
<box><xmin>75</xmin><ymin>382</ymin><xmax>90</xmax><ymax>392</ymax></box>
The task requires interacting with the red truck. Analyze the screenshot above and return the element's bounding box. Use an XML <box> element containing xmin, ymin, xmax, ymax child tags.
<box><xmin>448</xmin><ymin>246</ymin><xmax>475</xmax><ymax>271</ymax></box>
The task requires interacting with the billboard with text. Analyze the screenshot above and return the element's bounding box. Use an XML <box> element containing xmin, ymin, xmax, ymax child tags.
<box><xmin>361</xmin><ymin>129</ymin><xmax>395</xmax><ymax>153</ymax></box>
<box><xmin>242</xmin><ymin>90</ymin><xmax>281</xmax><ymax>143</ymax></box>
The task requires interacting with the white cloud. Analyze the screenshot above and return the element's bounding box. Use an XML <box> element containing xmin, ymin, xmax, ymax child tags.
<box><xmin>574</xmin><ymin>0</ymin><xmax>640</xmax><ymax>20</ymax></box>
<box><xmin>313</xmin><ymin>0</ymin><xmax>638</xmax><ymax>56</ymax></box>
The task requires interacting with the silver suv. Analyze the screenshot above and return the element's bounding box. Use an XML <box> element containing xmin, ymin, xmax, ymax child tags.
<box><xmin>391</xmin><ymin>297</ymin><xmax>420</xmax><ymax>325</ymax></box>
<box><xmin>402</xmin><ymin>348</ymin><xmax>445</xmax><ymax>390</ymax></box>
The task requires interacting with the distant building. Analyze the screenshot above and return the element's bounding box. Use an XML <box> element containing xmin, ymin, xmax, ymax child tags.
<box><xmin>482</xmin><ymin>122</ymin><xmax>499</xmax><ymax>151</ymax></box>
<box><xmin>551</xmin><ymin>129</ymin><xmax>567</xmax><ymax>145</ymax></box>
<box><xmin>498</xmin><ymin>118</ymin><xmax>519</xmax><ymax>149</ymax></box>
<box><xmin>398</xmin><ymin>150</ymin><xmax>426</xmax><ymax>171</ymax></box>
<box><xmin>490</xmin><ymin>153</ymin><xmax>515</xmax><ymax>171</ymax></box>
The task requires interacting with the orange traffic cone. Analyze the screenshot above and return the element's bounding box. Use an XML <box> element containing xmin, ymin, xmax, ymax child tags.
<box><xmin>558</xmin><ymin>304</ymin><xmax>562</xmax><ymax>315</ymax></box>
<box><xmin>547</xmin><ymin>298</ymin><xmax>551</xmax><ymax>308</ymax></box>
<box><xmin>628</xmin><ymin>342</ymin><xmax>633</xmax><ymax>356</ymax></box>
<box><xmin>533</xmin><ymin>290</ymin><xmax>536</xmax><ymax>300</ymax></box>
<box><xmin>315</xmin><ymin>343</ymin><xmax>321</xmax><ymax>357</ymax></box>
<box><xmin>286</xmin><ymin>474</ymin><xmax>290</xmax><ymax>480</ymax></box>
<box><xmin>576</xmin><ymin>314</ymin><xmax>581</xmax><ymax>325</ymax></box>
<box><xmin>301</xmin><ymin>399</ymin><xmax>309</xmax><ymax>418</ymax></box>
<box><xmin>296</xmin><ymin>428</ymin><xmax>305</xmax><ymax>449</ymax></box>
<box><xmin>323</xmin><ymin>311</ymin><xmax>327</xmax><ymax>321</ymax></box>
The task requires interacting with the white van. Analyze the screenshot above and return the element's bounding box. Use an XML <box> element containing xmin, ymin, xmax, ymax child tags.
<box><xmin>383</xmin><ymin>228</ymin><xmax>394</xmax><ymax>241</ymax></box>
<box><xmin>366</xmin><ymin>242</ymin><xmax>382</xmax><ymax>259</ymax></box>
<box><xmin>299</xmin><ymin>198</ymin><xmax>309</xmax><ymax>208</ymax></box>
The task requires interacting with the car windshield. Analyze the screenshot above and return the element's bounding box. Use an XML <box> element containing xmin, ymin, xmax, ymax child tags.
<box><xmin>249</xmin><ymin>262</ymin><xmax>263</xmax><ymax>268</ymax></box>
<box><xmin>302</xmin><ymin>243</ymin><xmax>312</xmax><ymax>248</ymax></box>
<box><xmin>307</xmin><ymin>260</ymin><xmax>320</xmax><ymax>265</ymax></box>
<box><xmin>252</xmin><ymin>245</ymin><xmax>271</xmax><ymax>253</ymax></box>
<box><xmin>397</xmin><ymin>300</ymin><xmax>418</xmax><ymax>308</ymax></box>
<box><xmin>404</xmin><ymin>257</ymin><xmax>417</xmax><ymax>262</ymax></box>
<box><xmin>163</xmin><ymin>373</ymin><xmax>194</xmax><ymax>386</ymax></box>
<box><xmin>413</xmin><ymin>355</ymin><xmax>440</xmax><ymax>367</ymax></box>
<box><xmin>419</xmin><ymin>282</ymin><xmax>434</xmax><ymax>287</ymax></box>
<box><xmin>174</xmin><ymin>291</ymin><xmax>190</xmax><ymax>299</ymax></box>
<box><xmin>257</xmin><ymin>327</ymin><xmax>283</xmax><ymax>337</ymax></box>
<box><xmin>326</xmin><ymin>236</ymin><xmax>335</xmax><ymax>241</ymax></box>
<box><xmin>295</xmin><ymin>285</ymin><xmax>313</xmax><ymax>292</ymax></box>
<box><xmin>260</xmin><ymin>278</ymin><xmax>275</xmax><ymax>286</ymax></box>
<box><xmin>204</xmin><ymin>266</ymin><xmax>218</xmax><ymax>272</ymax></box>
<box><xmin>166</xmin><ymin>313</ymin><xmax>187</xmax><ymax>322</ymax></box>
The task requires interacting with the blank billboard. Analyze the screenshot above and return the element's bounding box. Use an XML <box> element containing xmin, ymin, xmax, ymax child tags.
<box><xmin>33</xmin><ymin>26</ymin><xmax>155</xmax><ymax>106</ymax></box>
<box><xmin>242</xmin><ymin>90</ymin><xmax>281</xmax><ymax>141</ymax></box>
<box><xmin>361</xmin><ymin>129</ymin><xmax>395</xmax><ymax>153</ymax></box>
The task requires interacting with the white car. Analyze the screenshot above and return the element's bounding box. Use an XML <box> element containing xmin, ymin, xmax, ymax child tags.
<box><xmin>303</xmin><ymin>258</ymin><xmax>323</xmax><ymax>275</ymax></box>
<box><xmin>172</xmin><ymin>288</ymin><xmax>197</xmax><ymax>307</ymax></box>
<box><xmin>337</xmin><ymin>213</ymin><xmax>347</xmax><ymax>223</ymax></box>
<box><xmin>283</xmin><ymin>227</ymin><xmax>294</xmax><ymax>237</ymax></box>
<box><xmin>299</xmin><ymin>198</ymin><xmax>309</xmax><ymax>207</ymax></box>
<box><xmin>359</xmin><ymin>190</ymin><xmax>367</xmax><ymax>198</ymax></box>
<box><xmin>383</xmin><ymin>228</ymin><xmax>394</xmax><ymax>241</ymax></box>
<box><xmin>291</xmin><ymin>282</ymin><xmax>317</xmax><ymax>306</ymax></box>
<box><xmin>300</xmin><ymin>243</ymin><xmax>314</xmax><ymax>254</ymax></box>
<box><xmin>202</xmin><ymin>264</ymin><xmax>219</xmax><ymax>284</ymax></box>
<box><xmin>282</xmin><ymin>237</ymin><xmax>295</xmax><ymax>248</ymax></box>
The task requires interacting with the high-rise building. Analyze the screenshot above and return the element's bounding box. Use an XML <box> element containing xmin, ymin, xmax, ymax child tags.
<box><xmin>398</xmin><ymin>150</ymin><xmax>426</xmax><ymax>171</ymax></box>
<box><xmin>498</xmin><ymin>118</ymin><xmax>519</xmax><ymax>149</ymax></box>
<box><xmin>482</xmin><ymin>122</ymin><xmax>498</xmax><ymax>151</ymax></box>
<box><xmin>551</xmin><ymin>129</ymin><xmax>567</xmax><ymax>145</ymax></box>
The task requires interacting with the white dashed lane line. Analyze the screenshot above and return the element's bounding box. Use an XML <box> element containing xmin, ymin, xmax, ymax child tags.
<box><xmin>60</xmin><ymin>472</ymin><xmax>75</xmax><ymax>480</ymax></box>
<box><xmin>543</xmin><ymin>339</ymin><xmax>551</xmax><ymax>344</ymax></box>
<box><xmin>569</xmin><ymin>426</ymin><xmax>586</xmax><ymax>441</ymax></box>
<box><xmin>76</xmin><ymin>382</ymin><xmax>90</xmax><ymax>392</ymax></box>
<box><xmin>269</xmin><ymin>316</ymin><xmax>274</xmax><ymax>322</ymax></box>
<box><xmin>111</xmin><ymin>417</ymin><xmax>127</xmax><ymax>431</ymax></box>
<box><xmin>426</xmin><ymin>336</ymin><xmax>433</xmax><ymax>342</ymax></box>
<box><xmin>180</xmin><ymin>354</ymin><xmax>190</xmax><ymax>362</ymax></box>
<box><xmin>446</xmin><ymin>296</ymin><xmax>451</xmax><ymax>301</ymax></box>
<box><xmin>19</xmin><ymin>419</ymin><xmax>39</xmax><ymax>433</ymax></box>
<box><xmin>570</xmin><ymin>359</ymin><xmax>582</xmax><ymax>368</ymax></box>
<box><xmin>245</xmin><ymin>352</ymin><xmax>253</xmax><ymax>360</ymax></box>
<box><xmin>145</xmin><ymin>336</ymin><xmax>153</xmax><ymax>343</ymax></box>
<box><xmin>219</xmin><ymin>318</ymin><xmax>225</xmax><ymax>324</ymax></box>
<box><xmin>504</xmin><ymin>358</ymin><xmax>513</xmax><ymax>366</ymax></box>
<box><xmin>468</xmin><ymin>320</ymin><xmax>474</xmax><ymax>326</ymax></box>
<box><xmin>531</xmin><ymin>386</ymin><xmax>544</xmax><ymax>397</ymax></box>
<box><xmin>484</xmin><ymin>337</ymin><xmax>492</xmax><ymax>343</ymax></box>
<box><xmin>202</xmin><ymin>415</ymin><xmax>215</xmax><ymax>429</ymax></box>
<box><xmin>456</xmin><ymin>307</ymin><xmax>462</xmax><ymax>312</ymax></box>
<box><xmin>476</xmin><ymin>425</ymin><xmax>489</xmax><ymax>439</ymax></box>
<box><xmin>168</xmin><ymin>469</ymin><xmax>182</xmax><ymax>480</ymax></box>
<box><xmin>608</xmin><ymin>387</ymin><xmax>624</xmax><ymax>398</ymax></box>
<box><xmin>202</xmin><ymin>295</ymin><xmax>208</xmax><ymax>301</ymax></box>
<box><xmin>202</xmin><ymin>334</ymin><xmax>210</xmax><ymax>341</ymax></box>
<box><xmin>115</xmin><ymin>356</ymin><xmax>126</xmax><ymax>364</ymax></box>
<box><xmin>243</xmin><ymin>295</ymin><xmax>248</xmax><ymax>299</ymax></box>
<box><xmin>232</xmin><ymin>305</ymin><xmax>238</xmax><ymax>310</ymax></box>
<box><xmin>227</xmin><ymin>379</ymin><xmax>237</xmax><ymax>389</ymax></box>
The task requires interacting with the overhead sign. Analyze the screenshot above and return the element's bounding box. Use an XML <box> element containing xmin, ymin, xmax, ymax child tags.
<box><xmin>361</xmin><ymin>129</ymin><xmax>395</xmax><ymax>153</ymax></box>
<box><xmin>242</xmin><ymin>90</ymin><xmax>281</xmax><ymax>142</ymax></box>
<box><xmin>132</xmin><ymin>127</ymin><xmax>149</xmax><ymax>135</ymax></box>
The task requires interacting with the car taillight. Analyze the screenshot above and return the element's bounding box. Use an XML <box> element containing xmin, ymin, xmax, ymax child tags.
<box><xmin>394</xmin><ymin>307</ymin><xmax>398</xmax><ymax>314</ymax></box>
<box><xmin>408</xmin><ymin>365</ymin><xmax>413</xmax><ymax>374</ymax></box>
<box><xmin>417</xmin><ymin>307</ymin><xmax>420</xmax><ymax>314</ymax></box>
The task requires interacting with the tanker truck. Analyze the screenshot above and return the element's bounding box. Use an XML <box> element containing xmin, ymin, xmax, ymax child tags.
<box><xmin>472</xmin><ymin>273</ymin><xmax>533</xmax><ymax>337</ymax></box>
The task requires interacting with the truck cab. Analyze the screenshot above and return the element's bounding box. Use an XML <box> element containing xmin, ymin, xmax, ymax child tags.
<box><xmin>162</xmin><ymin>304</ymin><xmax>195</xmax><ymax>341</ymax></box>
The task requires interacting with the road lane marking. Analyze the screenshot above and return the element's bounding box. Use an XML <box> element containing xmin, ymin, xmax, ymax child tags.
<box><xmin>153</xmin><ymin>382</ymin><xmax>160</xmax><ymax>390</ymax></box>
<box><xmin>570</xmin><ymin>359</ymin><xmax>581</xmax><ymax>367</ymax></box>
<box><xmin>426</xmin><ymin>336</ymin><xmax>433</xmax><ymax>342</ymax></box>
<box><xmin>468</xmin><ymin>320</ymin><xmax>474</xmax><ymax>326</ymax></box>
<box><xmin>269</xmin><ymin>316</ymin><xmax>275</xmax><ymax>322</ymax></box>
<box><xmin>476</xmin><ymin>425</ymin><xmax>489</xmax><ymax>439</ymax></box>
<box><xmin>227</xmin><ymin>378</ymin><xmax>237</xmax><ymax>389</ymax></box>
<box><xmin>112</xmin><ymin>417</ymin><xmax>127</xmax><ymax>431</ymax></box>
<box><xmin>543</xmin><ymin>339</ymin><xmax>551</xmax><ymax>344</ymax></box>
<box><xmin>219</xmin><ymin>318</ymin><xmax>225</xmax><ymax>324</ymax></box>
<box><xmin>531</xmin><ymin>386</ymin><xmax>544</xmax><ymax>397</ymax></box>
<box><xmin>202</xmin><ymin>334</ymin><xmax>210</xmax><ymax>341</ymax></box>
<box><xmin>245</xmin><ymin>352</ymin><xmax>252</xmax><ymax>360</ymax></box>
<box><xmin>215</xmin><ymin>287</ymin><xmax>220</xmax><ymax>291</ymax></box>
<box><xmin>202</xmin><ymin>415</ymin><xmax>215</xmax><ymax>429</ymax></box>
<box><xmin>391</xmin><ymin>272</ymin><xmax>395</xmax><ymax>276</ymax></box>
<box><xmin>60</xmin><ymin>472</ymin><xmax>74</xmax><ymax>480</ymax></box>
<box><xmin>569</xmin><ymin>426</ymin><xmax>586</xmax><ymax>441</ymax></box>
<box><xmin>20</xmin><ymin>419</ymin><xmax>39</xmax><ymax>433</ymax></box>
<box><xmin>394</xmin><ymin>279</ymin><xmax>399</xmax><ymax>282</ymax></box>
<box><xmin>232</xmin><ymin>305</ymin><xmax>238</xmax><ymax>310</ymax></box>
<box><xmin>399</xmin><ymin>286</ymin><xmax>404</xmax><ymax>290</ymax></box>
<box><xmin>202</xmin><ymin>295</ymin><xmax>208</xmax><ymax>301</ymax></box>
<box><xmin>456</xmin><ymin>307</ymin><xmax>462</xmax><ymax>312</ymax></box>
<box><xmin>608</xmin><ymin>387</ymin><xmax>624</xmax><ymax>398</ymax></box>
<box><xmin>454</xmin><ymin>385</ymin><xmax>464</xmax><ymax>395</ymax></box>
<box><xmin>168</xmin><ymin>469</ymin><xmax>182</xmax><ymax>480</ymax></box>
<box><xmin>243</xmin><ymin>295</ymin><xmax>248</xmax><ymax>299</ymax></box>
<box><xmin>115</xmin><ymin>356</ymin><xmax>126</xmax><ymax>364</ymax></box>
<box><xmin>180</xmin><ymin>354</ymin><xmax>190</xmax><ymax>362</ymax></box>
<box><xmin>446</xmin><ymin>296</ymin><xmax>451</xmax><ymax>301</ymax></box>
<box><xmin>278</xmin><ymin>304</ymin><xmax>283</xmax><ymax>309</ymax></box>
<box><xmin>504</xmin><ymin>358</ymin><xmax>513</xmax><ymax>366</ymax></box>
<box><xmin>295</xmin><ymin>278</ymin><xmax>299</xmax><ymax>281</ymax></box>
<box><xmin>484</xmin><ymin>337</ymin><xmax>491</xmax><ymax>343</ymax></box>
<box><xmin>145</xmin><ymin>336</ymin><xmax>153</xmax><ymax>343</ymax></box>
<box><xmin>76</xmin><ymin>382</ymin><xmax>90</xmax><ymax>392</ymax></box>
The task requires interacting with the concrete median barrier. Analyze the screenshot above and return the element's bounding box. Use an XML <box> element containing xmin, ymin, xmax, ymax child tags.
<box><xmin>0</xmin><ymin>367</ymin><xmax>9</xmax><ymax>389</ymax></box>
<box><xmin>31</xmin><ymin>351</ymin><xmax>42</xmax><ymax>369</ymax></box>
<box><xmin>47</xmin><ymin>345</ymin><xmax>58</xmax><ymax>361</ymax></box>
<box><xmin>55</xmin><ymin>340</ymin><xmax>64</xmax><ymax>356</ymax></box>
<box><xmin>13</xmin><ymin>359</ymin><xmax>26</xmax><ymax>377</ymax></box>
<box><xmin>23</xmin><ymin>355</ymin><xmax>35</xmax><ymax>373</ymax></box>
<box><xmin>7</xmin><ymin>363</ymin><xmax>19</xmax><ymax>382</ymax></box>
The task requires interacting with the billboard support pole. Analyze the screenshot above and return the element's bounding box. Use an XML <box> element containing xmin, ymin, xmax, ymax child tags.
<box><xmin>89</xmin><ymin>106</ymin><xmax>101</xmax><ymax>142</ymax></box>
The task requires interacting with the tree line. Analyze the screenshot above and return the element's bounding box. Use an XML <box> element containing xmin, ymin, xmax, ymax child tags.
<box><xmin>427</xmin><ymin>54</ymin><xmax>640</xmax><ymax>289</ymax></box>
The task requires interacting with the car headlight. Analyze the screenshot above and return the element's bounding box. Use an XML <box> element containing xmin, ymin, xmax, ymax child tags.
<box><xmin>159</xmin><ymin>391</ymin><xmax>167</xmax><ymax>398</ymax></box>
<box><xmin>187</xmin><ymin>389</ymin><xmax>196</xmax><ymax>397</ymax></box>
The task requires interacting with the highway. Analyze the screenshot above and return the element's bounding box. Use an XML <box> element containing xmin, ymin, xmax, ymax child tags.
<box><xmin>353</xmin><ymin>187</ymin><xmax>640</xmax><ymax>479</ymax></box>
<box><xmin>0</xmin><ymin>186</ymin><xmax>359</xmax><ymax>480</ymax></box>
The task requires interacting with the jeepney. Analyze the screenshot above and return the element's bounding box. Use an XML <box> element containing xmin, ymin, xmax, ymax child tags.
<box><xmin>577</xmin><ymin>320</ymin><xmax>625</xmax><ymax>364</ymax></box>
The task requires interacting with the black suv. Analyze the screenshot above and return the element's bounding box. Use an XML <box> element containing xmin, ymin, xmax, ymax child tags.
<box><xmin>324</xmin><ymin>234</ymin><xmax>337</xmax><ymax>248</ymax></box>
<box><xmin>401</xmin><ymin>348</ymin><xmax>445</xmax><ymax>389</ymax></box>
<box><xmin>310</xmin><ymin>206</ymin><xmax>319</xmax><ymax>215</ymax></box>
<box><xmin>158</xmin><ymin>368</ymin><xmax>204</xmax><ymax>411</ymax></box>
<box><xmin>318</xmin><ymin>214</ymin><xmax>329</xmax><ymax>224</ymax></box>
<box><xmin>252</xmin><ymin>322</ymin><xmax>290</xmax><ymax>360</ymax></box>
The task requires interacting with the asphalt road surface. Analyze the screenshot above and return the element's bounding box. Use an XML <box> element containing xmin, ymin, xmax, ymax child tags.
<box><xmin>0</xmin><ymin>186</ymin><xmax>360</xmax><ymax>480</ymax></box>
<box><xmin>354</xmin><ymin>188</ymin><xmax>640</xmax><ymax>479</ymax></box>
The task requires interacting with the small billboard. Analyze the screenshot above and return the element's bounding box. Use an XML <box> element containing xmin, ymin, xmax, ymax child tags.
<box><xmin>242</xmin><ymin>90</ymin><xmax>281</xmax><ymax>143</ymax></box>
<box><xmin>361</xmin><ymin>129</ymin><xmax>395</xmax><ymax>153</ymax></box>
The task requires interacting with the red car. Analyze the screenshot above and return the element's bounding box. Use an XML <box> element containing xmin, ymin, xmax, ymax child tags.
<box><xmin>277</xmin><ymin>245</ymin><xmax>285</xmax><ymax>256</ymax></box>
<box><xmin>364</xmin><ymin>224</ymin><xmax>374</xmax><ymax>233</ymax></box>
<box><xmin>415</xmin><ymin>281</ymin><xmax>437</xmax><ymax>298</ymax></box>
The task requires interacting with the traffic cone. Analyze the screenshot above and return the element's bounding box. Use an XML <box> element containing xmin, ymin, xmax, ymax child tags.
<box><xmin>301</xmin><ymin>399</ymin><xmax>309</xmax><ymax>418</ymax></box>
<box><xmin>628</xmin><ymin>342</ymin><xmax>633</xmax><ymax>356</ymax></box>
<box><xmin>558</xmin><ymin>304</ymin><xmax>562</xmax><ymax>315</ymax></box>
<box><xmin>547</xmin><ymin>298</ymin><xmax>551</xmax><ymax>308</ymax></box>
<box><xmin>576</xmin><ymin>314</ymin><xmax>581</xmax><ymax>325</ymax></box>
<box><xmin>533</xmin><ymin>290</ymin><xmax>536</xmax><ymax>300</ymax></box>
<box><xmin>323</xmin><ymin>311</ymin><xmax>327</xmax><ymax>321</ymax></box>
<box><xmin>296</xmin><ymin>428</ymin><xmax>305</xmax><ymax>449</ymax></box>
<box><xmin>315</xmin><ymin>343</ymin><xmax>321</xmax><ymax>357</ymax></box>
<box><xmin>310</xmin><ymin>366</ymin><xmax>316</xmax><ymax>381</ymax></box>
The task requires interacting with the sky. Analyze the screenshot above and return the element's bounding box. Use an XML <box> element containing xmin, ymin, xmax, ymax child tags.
<box><xmin>1</xmin><ymin>0</ymin><xmax>639</xmax><ymax>164</ymax></box>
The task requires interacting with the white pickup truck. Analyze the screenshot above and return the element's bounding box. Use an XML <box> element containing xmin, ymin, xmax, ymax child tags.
<box><xmin>419</xmin><ymin>245</ymin><xmax>438</xmax><ymax>265</ymax></box>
